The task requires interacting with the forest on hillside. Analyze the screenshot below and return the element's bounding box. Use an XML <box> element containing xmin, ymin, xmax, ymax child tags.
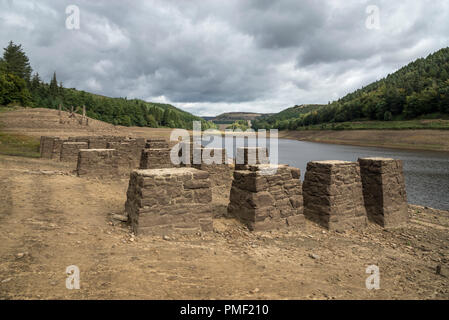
<box><xmin>0</xmin><ymin>41</ymin><xmax>215</xmax><ymax>130</ymax></box>
<box><xmin>253</xmin><ymin>47</ymin><xmax>449</xmax><ymax>131</ymax></box>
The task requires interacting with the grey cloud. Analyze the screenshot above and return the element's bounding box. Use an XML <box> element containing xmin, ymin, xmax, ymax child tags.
<box><xmin>0</xmin><ymin>0</ymin><xmax>448</xmax><ymax>116</ymax></box>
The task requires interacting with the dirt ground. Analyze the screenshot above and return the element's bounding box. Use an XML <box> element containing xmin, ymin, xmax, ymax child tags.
<box><xmin>0</xmin><ymin>154</ymin><xmax>448</xmax><ymax>300</ymax></box>
<box><xmin>0</xmin><ymin>107</ymin><xmax>448</xmax><ymax>300</ymax></box>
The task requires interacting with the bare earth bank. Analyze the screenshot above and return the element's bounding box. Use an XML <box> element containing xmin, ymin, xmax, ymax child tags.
<box><xmin>0</xmin><ymin>155</ymin><xmax>448</xmax><ymax>300</ymax></box>
<box><xmin>278</xmin><ymin>130</ymin><xmax>449</xmax><ymax>152</ymax></box>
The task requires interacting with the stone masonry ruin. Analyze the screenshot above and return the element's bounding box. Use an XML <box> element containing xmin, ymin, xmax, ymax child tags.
<box><xmin>358</xmin><ymin>157</ymin><xmax>409</xmax><ymax>228</ymax></box>
<box><xmin>125</xmin><ymin>168</ymin><xmax>213</xmax><ymax>236</ymax></box>
<box><xmin>303</xmin><ymin>160</ymin><xmax>367</xmax><ymax>231</ymax></box>
<box><xmin>76</xmin><ymin>149</ymin><xmax>119</xmax><ymax>178</ymax></box>
<box><xmin>227</xmin><ymin>163</ymin><xmax>304</xmax><ymax>231</ymax></box>
<box><xmin>178</xmin><ymin>141</ymin><xmax>203</xmax><ymax>167</ymax></box>
<box><xmin>107</xmin><ymin>138</ymin><xmax>146</xmax><ymax>171</ymax></box>
<box><xmin>60</xmin><ymin>142</ymin><xmax>88</xmax><ymax>162</ymax></box>
<box><xmin>40</xmin><ymin>135</ymin><xmax>172</xmax><ymax>175</ymax></box>
<box><xmin>139</xmin><ymin>148</ymin><xmax>174</xmax><ymax>169</ymax></box>
<box><xmin>39</xmin><ymin>136</ymin><xmax>58</xmax><ymax>159</ymax></box>
<box><xmin>38</xmin><ymin>134</ymin><xmax>411</xmax><ymax>234</ymax></box>
<box><xmin>146</xmin><ymin>138</ymin><xmax>169</xmax><ymax>149</ymax></box>
<box><xmin>51</xmin><ymin>138</ymin><xmax>66</xmax><ymax>160</ymax></box>
<box><xmin>139</xmin><ymin>138</ymin><xmax>174</xmax><ymax>170</ymax></box>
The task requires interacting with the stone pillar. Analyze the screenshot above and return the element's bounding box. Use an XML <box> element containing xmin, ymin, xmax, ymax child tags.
<box><xmin>235</xmin><ymin>147</ymin><xmax>269</xmax><ymax>170</ymax></box>
<box><xmin>139</xmin><ymin>148</ymin><xmax>174</xmax><ymax>169</ymax></box>
<box><xmin>76</xmin><ymin>149</ymin><xmax>119</xmax><ymax>178</ymax></box>
<box><xmin>178</xmin><ymin>141</ymin><xmax>202</xmax><ymax>167</ymax></box>
<box><xmin>40</xmin><ymin>136</ymin><xmax>57</xmax><ymax>159</ymax></box>
<box><xmin>358</xmin><ymin>158</ymin><xmax>408</xmax><ymax>228</ymax></box>
<box><xmin>51</xmin><ymin>138</ymin><xmax>67</xmax><ymax>160</ymax></box>
<box><xmin>227</xmin><ymin>164</ymin><xmax>304</xmax><ymax>231</ymax></box>
<box><xmin>125</xmin><ymin>168</ymin><xmax>213</xmax><ymax>236</ymax></box>
<box><xmin>303</xmin><ymin>160</ymin><xmax>367</xmax><ymax>231</ymax></box>
<box><xmin>107</xmin><ymin>138</ymin><xmax>146</xmax><ymax>170</ymax></box>
<box><xmin>60</xmin><ymin>142</ymin><xmax>87</xmax><ymax>162</ymax></box>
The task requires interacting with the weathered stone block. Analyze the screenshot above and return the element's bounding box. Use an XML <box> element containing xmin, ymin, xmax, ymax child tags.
<box><xmin>107</xmin><ymin>138</ymin><xmax>146</xmax><ymax>171</ymax></box>
<box><xmin>228</xmin><ymin>164</ymin><xmax>304</xmax><ymax>231</ymax></box>
<box><xmin>139</xmin><ymin>148</ymin><xmax>175</xmax><ymax>169</ymax></box>
<box><xmin>60</xmin><ymin>142</ymin><xmax>88</xmax><ymax>162</ymax></box>
<box><xmin>178</xmin><ymin>141</ymin><xmax>203</xmax><ymax>166</ymax></box>
<box><xmin>358</xmin><ymin>157</ymin><xmax>408</xmax><ymax>228</ymax></box>
<box><xmin>40</xmin><ymin>136</ymin><xmax>57</xmax><ymax>159</ymax></box>
<box><xmin>76</xmin><ymin>149</ymin><xmax>119</xmax><ymax>178</ymax></box>
<box><xmin>303</xmin><ymin>160</ymin><xmax>367</xmax><ymax>231</ymax></box>
<box><xmin>51</xmin><ymin>138</ymin><xmax>67</xmax><ymax>160</ymax></box>
<box><xmin>125</xmin><ymin>168</ymin><xmax>213</xmax><ymax>236</ymax></box>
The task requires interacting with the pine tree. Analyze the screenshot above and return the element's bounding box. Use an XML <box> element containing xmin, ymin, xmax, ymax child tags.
<box><xmin>2</xmin><ymin>41</ymin><xmax>32</xmax><ymax>82</ymax></box>
<box><xmin>0</xmin><ymin>58</ymin><xmax>6</xmax><ymax>75</ymax></box>
<box><xmin>162</xmin><ymin>109</ymin><xmax>171</xmax><ymax>126</ymax></box>
<box><xmin>30</xmin><ymin>73</ymin><xmax>41</xmax><ymax>91</ymax></box>
<box><xmin>49</xmin><ymin>72</ymin><xmax>58</xmax><ymax>96</ymax></box>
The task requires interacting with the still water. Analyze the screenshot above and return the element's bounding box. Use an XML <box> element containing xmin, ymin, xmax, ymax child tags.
<box><xmin>204</xmin><ymin>137</ymin><xmax>449</xmax><ymax>210</ymax></box>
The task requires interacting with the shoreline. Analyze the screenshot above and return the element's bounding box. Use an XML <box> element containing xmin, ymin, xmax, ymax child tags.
<box><xmin>277</xmin><ymin>129</ymin><xmax>449</xmax><ymax>153</ymax></box>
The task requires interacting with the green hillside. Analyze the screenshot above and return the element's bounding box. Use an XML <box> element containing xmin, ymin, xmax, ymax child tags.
<box><xmin>205</xmin><ymin>112</ymin><xmax>271</xmax><ymax>125</ymax></box>
<box><xmin>253</xmin><ymin>47</ymin><xmax>449</xmax><ymax>130</ymax></box>
<box><xmin>0</xmin><ymin>41</ymin><xmax>216</xmax><ymax>130</ymax></box>
<box><xmin>252</xmin><ymin>104</ymin><xmax>323</xmax><ymax>129</ymax></box>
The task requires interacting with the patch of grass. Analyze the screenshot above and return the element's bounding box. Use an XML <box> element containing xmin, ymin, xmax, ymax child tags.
<box><xmin>0</xmin><ymin>105</ymin><xmax>22</xmax><ymax>113</ymax></box>
<box><xmin>0</xmin><ymin>132</ymin><xmax>40</xmax><ymax>158</ymax></box>
<box><xmin>298</xmin><ymin>119</ymin><xmax>449</xmax><ymax>131</ymax></box>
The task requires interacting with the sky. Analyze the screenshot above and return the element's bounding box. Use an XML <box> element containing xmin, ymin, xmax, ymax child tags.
<box><xmin>1</xmin><ymin>0</ymin><xmax>448</xmax><ymax>116</ymax></box>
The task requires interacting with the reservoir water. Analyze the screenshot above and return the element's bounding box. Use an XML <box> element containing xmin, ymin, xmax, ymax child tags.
<box><xmin>204</xmin><ymin>137</ymin><xmax>449</xmax><ymax>210</ymax></box>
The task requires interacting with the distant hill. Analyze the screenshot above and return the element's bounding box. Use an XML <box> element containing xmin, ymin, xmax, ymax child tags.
<box><xmin>204</xmin><ymin>112</ymin><xmax>272</xmax><ymax>123</ymax></box>
<box><xmin>256</xmin><ymin>104</ymin><xmax>323</xmax><ymax>123</ymax></box>
<box><xmin>253</xmin><ymin>47</ymin><xmax>449</xmax><ymax>130</ymax></box>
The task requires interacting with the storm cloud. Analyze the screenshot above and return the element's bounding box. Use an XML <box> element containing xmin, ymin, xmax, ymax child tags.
<box><xmin>1</xmin><ymin>0</ymin><xmax>448</xmax><ymax>116</ymax></box>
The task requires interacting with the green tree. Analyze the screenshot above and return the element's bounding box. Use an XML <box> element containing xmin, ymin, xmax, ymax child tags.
<box><xmin>146</xmin><ymin>114</ymin><xmax>158</xmax><ymax>127</ymax></box>
<box><xmin>0</xmin><ymin>73</ymin><xmax>32</xmax><ymax>106</ymax></box>
<box><xmin>30</xmin><ymin>73</ymin><xmax>41</xmax><ymax>91</ymax></box>
<box><xmin>384</xmin><ymin>111</ymin><xmax>393</xmax><ymax>121</ymax></box>
<box><xmin>49</xmin><ymin>72</ymin><xmax>58</xmax><ymax>97</ymax></box>
<box><xmin>2</xmin><ymin>41</ymin><xmax>32</xmax><ymax>82</ymax></box>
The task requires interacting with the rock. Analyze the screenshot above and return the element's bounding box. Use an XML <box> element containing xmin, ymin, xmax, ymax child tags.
<box><xmin>436</xmin><ymin>264</ymin><xmax>448</xmax><ymax>278</ymax></box>
<box><xmin>16</xmin><ymin>252</ymin><xmax>27</xmax><ymax>259</ymax></box>
<box><xmin>249</xmin><ymin>288</ymin><xmax>260</xmax><ymax>294</ymax></box>
<box><xmin>112</xmin><ymin>214</ymin><xmax>128</xmax><ymax>222</ymax></box>
<box><xmin>1</xmin><ymin>278</ymin><xmax>12</xmax><ymax>283</ymax></box>
<box><xmin>163</xmin><ymin>235</ymin><xmax>170</xmax><ymax>241</ymax></box>
<box><xmin>309</xmin><ymin>253</ymin><xmax>320</xmax><ymax>260</ymax></box>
